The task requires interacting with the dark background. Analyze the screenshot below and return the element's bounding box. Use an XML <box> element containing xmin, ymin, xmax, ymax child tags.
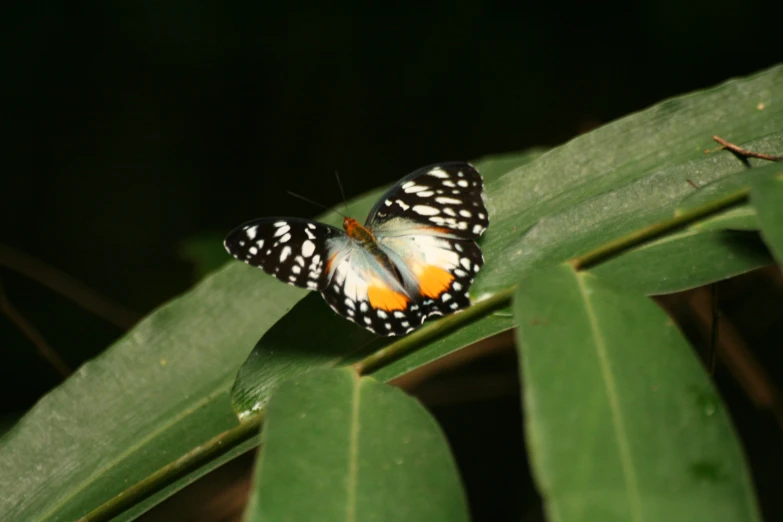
<box><xmin>2</xmin><ymin>2</ymin><xmax>783</xmax><ymax>520</ymax></box>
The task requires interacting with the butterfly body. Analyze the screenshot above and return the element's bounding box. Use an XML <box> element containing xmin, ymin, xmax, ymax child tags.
<box><xmin>225</xmin><ymin>163</ymin><xmax>488</xmax><ymax>336</ymax></box>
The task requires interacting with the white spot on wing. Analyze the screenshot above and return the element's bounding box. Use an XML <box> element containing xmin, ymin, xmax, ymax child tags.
<box><xmin>280</xmin><ymin>233</ymin><xmax>291</xmax><ymax>243</ymax></box>
<box><xmin>302</xmin><ymin>240</ymin><xmax>316</xmax><ymax>257</ymax></box>
<box><xmin>459</xmin><ymin>209</ymin><xmax>472</xmax><ymax>217</ymax></box>
<box><xmin>428</xmin><ymin>167</ymin><xmax>449</xmax><ymax>178</ymax></box>
<box><xmin>472</xmin><ymin>224</ymin><xmax>484</xmax><ymax>235</ymax></box>
<box><xmin>246</xmin><ymin>226</ymin><xmax>258</xmax><ymax>240</ymax></box>
<box><xmin>457</xmin><ymin>179</ymin><xmax>469</xmax><ymax>187</ymax></box>
<box><xmin>404</xmin><ymin>184</ymin><xmax>428</xmax><ymax>194</ymax></box>
<box><xmin>396</xmin><ymin>200</ymin><xmax>410</xmax><ymax>211</ymax></box>
<box><xmin>280</xmin><ymin>246</ymin><xmax>292</xmax><ymax>263</ymax></box>
<box><xmin>417</xmin><ymin>191</ymin><xmax>434</xmax><ymax>197</ymax></box>
<box><xmin>274</xmin><ymin>221</ymin><xmax>287</xmax><ymax>227</ymax></box>
<box><xmin>274</xmin><ymin>225</ymin><xmax>290</xmax><ymax>237</ymax></box>
<box><xmin>435</xmin><ymin>196</ymin><xmax>461</xmax><ymax>205</ymax></box>
<box><xmin>412</xmin><ymin>205</ymin><xmax>440</xmax><ymax>216</ymax></box>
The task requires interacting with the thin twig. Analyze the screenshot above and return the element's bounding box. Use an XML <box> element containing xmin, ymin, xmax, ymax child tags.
<box><xmin>686</xmin><ymin>287</ymin><xmax>783</xmax><ymax>432</ymax></box>
<box><xmin>0</xmin><ymin>279</ymin><xmax>72</xmax><ymax>378</ymax></box>
<box><xmin>0</xmin><ymin>244</ymin><xmax>139</xmax><ymax>329</ymax></box>
<box><xmin>712</xmin><ymin>135</ymin><xmax>783</xmax><ymax>162</ymax></box>
<box><xmin>709</xmin><ymin>283</ymin><xmax>719</xmax><ymax>375</ymax></box>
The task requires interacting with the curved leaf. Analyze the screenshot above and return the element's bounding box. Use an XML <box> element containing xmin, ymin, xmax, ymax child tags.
<box><xmin>514</xmin><ymin>265</ymin><xmax>761</xmax><ymax>522</ymax></box>
<box><xmin>244</xmin><ymin>368</ymin><xmax>468</xmax><ymax>522</ymax></box>
<box><xmin>590</xmin><ymin>229</ymin><xmax>772</xmax><ymax>295</ymax></box>
<box><xmin>750</xmin><ymin>173</ymin><xmax>783</xmax><ymax>264</ymax></box>
<box><xmin>691</xmin><ymin>205</ymin><xmax>759</xmax><ymax>232</ymax></box>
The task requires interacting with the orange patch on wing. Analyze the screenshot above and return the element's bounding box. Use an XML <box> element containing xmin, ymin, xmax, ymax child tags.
<box><xmin>325</xmin><ymin>252</ymin><xmax>338</xmax><ymax>273</ymax></box>
<box><xmin>417</xmin><ymin>265</ymin><xmax>455</xmax><ymax>298</ymax></box>
<box><xmin>367</xmin><ymin>283</ymin><xmax>409</xmax><ymax>311</ymax></box>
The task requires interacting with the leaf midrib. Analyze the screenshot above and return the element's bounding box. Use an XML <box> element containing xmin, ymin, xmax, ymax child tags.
<box><xmin>575</xmin><ymin>272</ymin><xmax>643</xmax><ymax>521</ymax></box>
<box><xmin>346</xmin><ymin>373</ymin><xmax>361</xmax><ymax>522</ymax></box>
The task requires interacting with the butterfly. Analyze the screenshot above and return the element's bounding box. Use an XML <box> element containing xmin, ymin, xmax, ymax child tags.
<box><xmin>224</xmin><ymin>162</ymin><xmax>489</xmax><ymax>336</ymax></box>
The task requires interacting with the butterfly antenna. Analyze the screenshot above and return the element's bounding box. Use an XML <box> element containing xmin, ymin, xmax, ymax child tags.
<box><xmin>286</xmin><ymin>190</ymin><xmax>347</xmax><ymax>219</ymax></box>
<box><xmin>334</xmin><ymin>170</ymin><xmax>349</xmax><ymax>215</ymax></box>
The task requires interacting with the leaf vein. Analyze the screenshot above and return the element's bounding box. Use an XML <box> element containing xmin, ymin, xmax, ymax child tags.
<box><xmin>576</xmin><ymin>273</ymin><xmax>644</xmax><ymax>521</ymax></box>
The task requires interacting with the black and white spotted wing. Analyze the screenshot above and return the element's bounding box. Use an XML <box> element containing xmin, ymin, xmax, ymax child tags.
<box><xmin>366</xmin><ymin>162</ymin><xmax>489</xmax><ymax>239</ymax></box>
<box><xmin>223</xmin><ymin>218</ymin><xmax>344</xmax><ymax>291</ymax></box>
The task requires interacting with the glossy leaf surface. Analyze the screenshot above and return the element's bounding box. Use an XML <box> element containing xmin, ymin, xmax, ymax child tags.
<box><xmin>514</xmin><ymin>265</ymin><xmax>761</xmax><ymax>522</ymax></box>
<box><xmin>244</xmin><ymin>368</ymin><xmax>468</xmax><ymax>522</ymax></box>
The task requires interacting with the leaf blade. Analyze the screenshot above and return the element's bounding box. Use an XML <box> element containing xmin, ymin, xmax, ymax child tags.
<box><xmin>750</xmin><ymin>173</ymin><xmax>783</xmax><ymax>264</ymax></box>
<box><xmin>514</xmin><ymin>265</ymin><xmax>761</xmax><ymax>522</ymax></box>
<box><xmin>244</xmin><ymin>368</ymin><xmax>469</xmax><ymax>522</ymax></box>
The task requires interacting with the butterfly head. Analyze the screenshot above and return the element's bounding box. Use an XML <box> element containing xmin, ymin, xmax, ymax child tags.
<box><xmin>343</xmin><ymin>216</ymin><xmax>375</xmax><ymax>243</ymax></box>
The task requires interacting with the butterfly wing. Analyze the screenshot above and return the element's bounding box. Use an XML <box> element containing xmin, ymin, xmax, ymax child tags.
<box><xmin>365</xmin><ymin>162</ymin><xmax>489</xmax><ymax>239</ymax></box>
<box><xmin>319</xmin><ymin>244</ymin><xmax>419</xmax><ymax>336</ymax></box>
<box><xmin>354</xmin><ymin>162</ymin><xmax>489</xmax><ymax>333</ymax></box>
<box><xmin>224</xmin><ymin>218</ymin><xmax>346</xmax><ymax>291</ymax></box>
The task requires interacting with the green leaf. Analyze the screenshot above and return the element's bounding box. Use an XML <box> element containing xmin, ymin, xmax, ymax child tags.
<box><xmin>590</xmin><ymin>229</ymin><xmax>772</xmax><ymax>295</ymax></box>
<box><xmin>231</xmin><ymin>293</ymin><xmax>387</xmax><ymax>419</ymax></box>
<box><xmin>676</xmin><ymin>161</ymin><xmax>783</xmax><ymax>214</ymax></box>
<box><xmin>513</xmin><ymin>264</ymin><xmax>761</xmax><ymax>521</ymax></box>
<box><xmin>750</xmin><ymin>172</ymin><xmax>783</xmax><ymax>264</ymax></box>
<box><xmin>690</xmin><ymin>205</ymin><xmax>759</xmax><ymax>232</ymax></box>
<box><xmin>244</xmin><ymin>368</ymin><xmax>469</xmax><ymax>522</ymax></box>
<box><xmin>476</xmin><ymin>131</ymin><xmax>783</xmax><ymax>294</ymax></box>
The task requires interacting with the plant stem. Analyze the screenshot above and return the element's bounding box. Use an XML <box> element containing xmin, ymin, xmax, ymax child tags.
<box><xmin>0</xmin><ymin>279</ymin><xmax>72</xmax><ymax>378</ymax></box>
<box><xmin>570</xmin><ymin>189</ymin><xmax>749</xmax><ymax>270</ymax></box>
